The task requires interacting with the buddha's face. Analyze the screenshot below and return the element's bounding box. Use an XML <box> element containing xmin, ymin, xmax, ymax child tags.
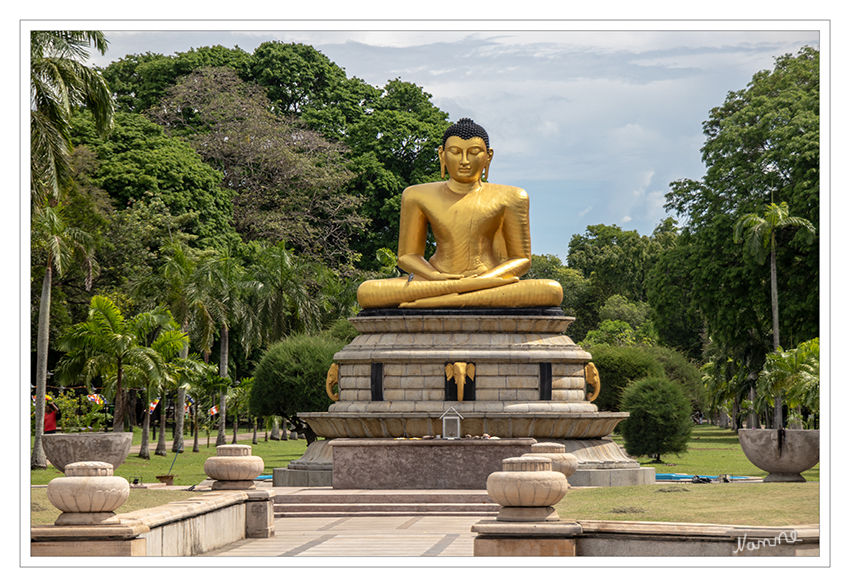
<box><xmin>439</xmin><ymin>136</ymin><xmax>493</xmax><ymax>183</ymax></box>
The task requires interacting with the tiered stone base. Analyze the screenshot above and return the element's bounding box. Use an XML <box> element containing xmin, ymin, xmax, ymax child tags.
<box><xmin>286</xmin><ymin>309</ymin><xmax>654</xmax><ymax>488</ymax></box>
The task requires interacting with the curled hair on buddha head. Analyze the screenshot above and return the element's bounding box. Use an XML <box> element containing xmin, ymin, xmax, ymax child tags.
<box><xmin>442</xmin><ymin>118</ymin><xmax>490</xmax><ymax>149</ymax></box>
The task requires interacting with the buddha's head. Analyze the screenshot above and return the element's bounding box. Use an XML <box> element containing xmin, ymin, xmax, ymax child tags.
<box><xmin>438</xmin><ymin>118</ymin><xmax>494</xmax><ymax>183</ymax></box>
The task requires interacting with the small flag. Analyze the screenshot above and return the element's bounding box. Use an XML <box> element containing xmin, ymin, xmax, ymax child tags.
<box><xmin>208</xmin><ymin>405</ymin><xmax>219</xmax><ymax>416</ymax></box>
<box><xmin>148</xmin><ymin>399</ymin><xmax>159</xmax><ymax>414</ymax></box>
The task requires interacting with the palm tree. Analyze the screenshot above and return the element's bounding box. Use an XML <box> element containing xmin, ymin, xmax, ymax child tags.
<box><xmin>122</xmin><ymin>322</ymin><xmax>186</xmax><ymax>459</ymax></box>
<box><xmin>30</xmin><ymin>31</ymin><xmax>114</xmax><ymax>203</ymax></box>
<box><xmin>250</xmin><ymin>241</ymin><xmax>322</xmax><ymax>343</ymax></box>
<box><xmin>132</xmin><ymin>240</ymin><xmax>217</xmax><ymax>452</ymax></box>
<box><xmin>31</xmin><ymin>204</ymin><xmax>93</xmax><ymax>469</ymax></box>
<box><xmin>195</xmin><ymin>249</ymin><xmax>256</xmax><ymax>445</ymax></box>
<box><xmin>757</xmin><ymin>338</ymin><xmax>820</xmax><ymax>428</ymax></box>
<box><xmin>55</xmin><ymin>296</ymin><xmax>176</xmax><ymax>432</ymax></box>
<box><xmin>734</xmin><ymin>201</ymin><xmax>816</xmax><ymax>427</ymax></box>
<box><xmin>226</xmin><ymin>378</ymin><xmax>253</xmax><ymax>443</ymax></box>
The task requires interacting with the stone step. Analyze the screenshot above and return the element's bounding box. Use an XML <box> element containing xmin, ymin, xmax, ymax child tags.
<box><xmin>275</xmin><ymin>502</ymin><xmax>499</xmax><ymax>514</ymax></box>
<box><xmin>275</xmin><ymin>510</ymin><xmax>498</xmax><ymax>518</ymax></box>
<box><xmin>273</xmin><ymin>489</ymin><xmax>495</xmax><ymax>505</ymax></box>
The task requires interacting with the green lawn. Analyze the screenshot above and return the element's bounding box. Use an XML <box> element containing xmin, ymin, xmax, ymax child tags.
<box><xmin>612</xmin><ymin>424</ymin><xmax>819</xmax><ymax>482</ymax></box>
<box><xmin>557</xmin><ymin>482</ymin><xmax>819</xmax><ymax>526</ymax></box>
<box><xmin>30</xmin><ymin>423</ymin><xmax>821</xmax><ymax>528</ymax></box>
<box><xmin>30</xmin><ymin>433</ymin><xmax>309</xmax><ymax>486</ymax></box>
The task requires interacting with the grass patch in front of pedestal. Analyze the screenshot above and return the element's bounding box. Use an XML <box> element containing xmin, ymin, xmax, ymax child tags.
<box><xmin>556</xmin><ymin>482</ymin><xmax>819</xmax><ymax>526</ymax></box>
<box><xmin>30</xmin><ymin>437</ymin><xmax>310</xmax><ymax>487</ymax></box>
<box><xmin>30</xmin><ymin>486</ymin><xmax>195</xmax><ymax>527</ymax></box>
<box><xmin>612</xmin><ymin>424</ymin><xmax>819</xmax><ymax>482</ymax></box>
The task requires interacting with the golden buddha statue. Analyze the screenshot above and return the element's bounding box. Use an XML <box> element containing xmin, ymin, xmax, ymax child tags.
<box><xmin>357</xmin><ymin>118</ymin><xmax>563</xmax><ymax>309</ymax></box>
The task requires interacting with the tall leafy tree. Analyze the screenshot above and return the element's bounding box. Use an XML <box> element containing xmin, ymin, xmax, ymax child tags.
<box><xmin>131</xmin><ymin>239</ymin><xmax>217</xmax><ymax>451</ymax></box>
<box><xmin>30</xmin><ymin>204</ymin><xmax>93</xmax><ymax>469</ymax></box>
<box><xmin>734</xmin><ymin>201</ymin><xmax>815</xmax><ymax>427</ymax></box>
<box><xmin>101</xmin><ymin>45</ymin><xmax>253</xmax><ymax>113</ymax></box>
<box><xmin>662</xmin><ymin>47</ymin><xmax>819</xmax><ymax>409</ymax></box>
<box><xmin>30</xmin><ymin>30</ymin><xmax>114</xmax><ymax>203</ymax></box>
<box><xmin>121</xmin><ymin>320</ymin><xmax>187</xmax><ymax>459</ymax></box>
<box><xmin>70</xmin><ymin>111</ymin><xmax>238</xmax><ymax>249</ymax></box>
<box><xmin>148</xmin><ymin>67</ymin><xmax>364</xmax><ymax>267</ymax></box>
<box><xmin>249</xmin><ymin>241</ymin><xmax>331</xmax><ymax>344</ymax></box>
<box><xmin>194</xmin><ymin>249</ymin><xmax>256</xmax><ymax>445</ymax></box>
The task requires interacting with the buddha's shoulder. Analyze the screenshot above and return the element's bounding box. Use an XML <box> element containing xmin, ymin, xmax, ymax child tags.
<box><xmin>484</xmin><ymin>183</ymin><xmax>529</xmax><ymax>201</ymax></box>
<box><xmin>401</xmin><ymin>182</ymin><xmax>444</xmax><ymax>198</ymax></box>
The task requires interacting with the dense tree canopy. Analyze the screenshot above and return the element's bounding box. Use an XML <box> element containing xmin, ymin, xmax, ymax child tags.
<box><xmin>70</xmin><ymin>111</ymin><xmax>237</xmax><ymax>249</ymax></box>
<box><xmin>149</xmin><ymin>67</ymin><xmax>365</xmax><ymax>267</ymax></box>
<box><xmin>101</xmin><ymin>45</ymin><xmax>253</xmax><ymax>113</ymax></box>
<box><xmin>660</xmin><ymin>47</ymin><xmax>819</xmax><ymax>369</ymax></box>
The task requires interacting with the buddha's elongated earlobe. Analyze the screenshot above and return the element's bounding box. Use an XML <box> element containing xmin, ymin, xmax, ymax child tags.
<box><xmin>438</xmin><ymin>145</ymin><xmax>446</xmax><ymax>178</ymax></box>
<box><xmin>483</xmin><ymin>148</ymin><xmax>493</xmax><ymax>181</ymax></box>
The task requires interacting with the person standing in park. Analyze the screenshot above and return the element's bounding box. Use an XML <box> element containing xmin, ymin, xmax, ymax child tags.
<box><xmin>44</xmin><ymin>397</ymin><xmax>59</xmax><ymax>434</ymax></box>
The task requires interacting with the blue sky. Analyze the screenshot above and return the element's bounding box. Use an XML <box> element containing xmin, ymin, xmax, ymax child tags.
<box><xmin>83</xmin><ymin>26</ymin><xmax>821</xmax><ymax>258</ymax></box>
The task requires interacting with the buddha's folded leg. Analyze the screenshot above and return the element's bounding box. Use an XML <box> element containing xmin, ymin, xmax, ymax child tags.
<box><xmin>399</xmin><ymin>279</ymin><xmax>563</xmax><ymax>309</ymax></box>
<box><xmin>357</xmin><ymin>276</ymin><xmax>517</xmax><ymax>309</ymax></box>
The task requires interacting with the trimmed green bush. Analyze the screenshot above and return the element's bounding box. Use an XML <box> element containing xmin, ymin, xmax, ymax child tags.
<box><xmin>643</xmin><ymin>345</ymin><xmax>708</xmax><ymax>413</ymax></box>
<box><xmin>250</xmin><ymin>334</ymin><xmax>345</xmax><ymax>442</ymax></box>
<box><xmin>620</xmin><ymin>377</ymin><xmax>692</xmax><ymax>462</ymax></box>
<box><xmin>586</xmin><ymin>344</ymin><xmax>665</xmax><ymax>412</ymax></box>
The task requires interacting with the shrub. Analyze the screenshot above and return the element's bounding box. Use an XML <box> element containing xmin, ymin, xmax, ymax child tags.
<box><xmin>250</xmin><ymin>334</ymin><xmax>345</xmax><ymax>443</ymax></box>
<box><xmin>619</xmin><ymin>377</ymin><xmax>692</xmax><ymax>462</ymax></box>
<box><xmin>583</xmin><ymin>320</ymin><xmax>636</xmax><ymax>347</ymax></box>
<box><xmin>585</xmin><ymin>344</ymin><xmax>665</xmax><ymax>412</ymax></box>
<box><xmin>323</xmin><ymin>317</ymin><xmax>360</xmax><ymax>344</ymax></box>
<box><xmin>643</xmin><ymin>346</ymin><xmax>708</xmax><ymax>414</ymax></box>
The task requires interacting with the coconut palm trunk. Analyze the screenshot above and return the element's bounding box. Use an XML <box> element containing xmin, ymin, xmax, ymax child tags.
<box><xmin>31</xmin><ymin>266</ymin><xmax>53</xmax><ymax>469</ymax></box>
<box><xmin>769</xmin><ymin>243</ymin><xmax>783</xmax><ymax>428</ymax></box>
<box><xmin>112</xmin><ymin>363</ymin><xmax>126</xmax><ymax>432</ymax></box>
<box><xmin>215</xmin><ymin>326</ymin><xmax>229</xmax><ymax>446</ymax></box>
<box><xmin>193</xmin><ymin>407</ymin><xmax>200</xmax><ymax>452</ymax></box>
<box><xmin>155</xmin><ymin>399</ymin><xmax>167</xmax><ymax>456</ymax></box>
<box><xmin>172</xmin><ymin>322</ymin><xmax>189</xmax><ymax>453</ymax></box>
<box><xmin>139</xmin><ymin>404</ymin><xmax>151</xmax><ymax>459</ymax></box>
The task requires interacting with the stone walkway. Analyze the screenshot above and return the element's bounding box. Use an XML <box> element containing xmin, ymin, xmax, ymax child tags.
<box><xmin>199</xmin><ymin>515</ymin><xmax>483</xmax><ymax>557</ymax></box>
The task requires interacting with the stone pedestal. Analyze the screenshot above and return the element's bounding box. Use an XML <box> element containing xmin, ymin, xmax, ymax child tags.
<box><xmin>475</xmin><ymin>455</ymin><xmax>578</xmax><ymax>555</ymax></box>
<box><xmin>286</xmin><ymin>310</ymin><xmax>652</xmax><ymax>488</ymax></box>
<box><xmin>46</xmin><ymin>461</ymin><xmax>130</xmax><ymax>526</ymax></box>
<box><xmin>330</xmin><ymin>437</ymin><xmax>537</xmax><ymax>489</ymax></box>
<box><xmin>204</xmin><ymin>445</ymin><xmax>264</xmax><ymax>490</ymax></box>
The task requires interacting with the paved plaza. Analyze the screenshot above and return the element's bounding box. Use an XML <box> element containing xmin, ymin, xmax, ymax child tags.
<box><xmin>200</xmin><ymin>515</ymin><xmax>481</xmax><ymax>557</ymax></box>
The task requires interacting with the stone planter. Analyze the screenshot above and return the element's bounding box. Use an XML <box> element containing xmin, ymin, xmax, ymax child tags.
<box><xmin>738</xmin><ymin>429</ymin><xmax>819</xmax><ymax>482</ymax></box>
<box><xmin>41</xmin><ymin>433</ymin><xmax>133</xmax><ymax>473</ymax></box>
<box><xmin>521</xmin><ymin>442</ymin><xmax>578</xmax><ymax>480</ymax></box>
<box><xmin>486</xmin><ymin>456</ymin><xmax>569</xmax><ymax>522</ymax></box>
<box><xmin>204</xmin><ymin>445</ymin><xmax>264</xmax><ymax>490</ymax></box>
<box><xmin>46</xmin><ymin>461</ymin><xmax>130</xmax><ymax>525</ymax></box>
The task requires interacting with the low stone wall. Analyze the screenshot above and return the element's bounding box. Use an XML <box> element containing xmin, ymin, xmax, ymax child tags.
<box><xmin>472</xmin><ymin>519</ymin><xmax>820</xmax><ymax>557</ymax></box>
<box><xmin>31</xmin><ymin>489</ymin><xmax>274</xmax><ymax>557</ymax></box>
